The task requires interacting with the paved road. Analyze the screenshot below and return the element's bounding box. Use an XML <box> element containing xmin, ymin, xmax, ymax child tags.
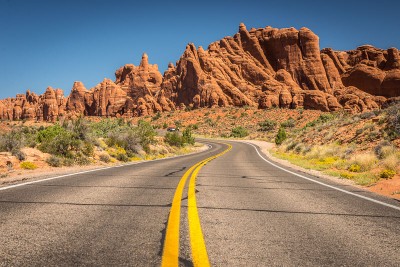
<box><xmin>1</xmin><ymin>140</ymin><xmax>400</xmax><ymax>266</ymax></box>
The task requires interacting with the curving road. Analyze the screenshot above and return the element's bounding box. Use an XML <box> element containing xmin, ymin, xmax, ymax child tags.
<box><xmin>1</xmin><ymin>140</ymin><xmax>400</xmax><ymax>266</ymax></box>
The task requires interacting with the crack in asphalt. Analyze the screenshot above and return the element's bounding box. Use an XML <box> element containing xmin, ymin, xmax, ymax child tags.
<box><xmin>0</xmin><ymin>200</ymin><xmax>172</xmax><ymax>208</ymax></box>
<box><xmin>188</xmin><ymin>206</ymin><xmax>400</xmax><ymax>219</ymax></box>
<box><xmin>164</xmin><ymin>167</ymin><xmax>187</xmax><ymax>177</ymax></box>
<box><xmin>197</xmin><ymin>184</ymin><xmax>367</xmax><ymax>192</ymax></box>
<box><xmin>26</xmin><ymin>184</ymin><xmax>176</xmax><ymax>190</ymax></box>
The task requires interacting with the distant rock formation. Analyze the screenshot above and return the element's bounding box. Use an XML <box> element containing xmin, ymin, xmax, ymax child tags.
<box><xmin>1</xmin><ymin>23</ymin><xmax>399</xmax><ymax>121</ymax></box>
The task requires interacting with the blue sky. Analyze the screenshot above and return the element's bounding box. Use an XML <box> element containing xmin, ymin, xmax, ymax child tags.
<box><xmin>0</xmin><ymin>0</ymin><xmax>399</xmax><ymax>99</ymax></box>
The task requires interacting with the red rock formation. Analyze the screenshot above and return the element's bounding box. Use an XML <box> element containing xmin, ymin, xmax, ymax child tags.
<box><xmin>1</xmin><ymin>23</ymin><xmax>400</xmax><ymax>121</ymax></box>
<box><xmin>324</xmin><ymin>46</ymin><xmax>400</xmax><ymax>98</ymax></box>
<box><xmin>66</xmin><ymin>81</ymin><xmax>90</xmax><ymax>117</ymax></box>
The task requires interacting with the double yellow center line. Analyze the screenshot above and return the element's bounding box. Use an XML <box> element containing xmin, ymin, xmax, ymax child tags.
<box><xmin>161</xmin><ymin>143</ymin><xmax>232</xmax><ymax>267</ymax></box>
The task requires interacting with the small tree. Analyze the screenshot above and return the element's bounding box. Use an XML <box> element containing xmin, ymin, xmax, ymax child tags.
<box><xmin>275</xmin><ymin>127</ymin><xmax>287</xmax><ymax>145</ymax></box>
<box><xmin>182</xmin><ymin>127</ymin><xmax>195</xmax><ymax>145</ymax></box>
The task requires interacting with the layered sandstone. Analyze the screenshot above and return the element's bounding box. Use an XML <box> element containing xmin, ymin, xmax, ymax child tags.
<box><xmin>1</xmin><ymin>23</ymin><xmax>399</xmax><ymax>121</ymax></box>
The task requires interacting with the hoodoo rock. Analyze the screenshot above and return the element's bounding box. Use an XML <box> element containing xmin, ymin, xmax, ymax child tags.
<box><xmin>1</xmin><ymin>23</ymin><xmax>400</xmax><ymax>121</ymax></box>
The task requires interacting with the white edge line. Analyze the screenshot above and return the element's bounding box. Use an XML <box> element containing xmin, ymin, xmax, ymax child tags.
<box><xmin>0</xmin><ymin>143</ymin><xmax>213</xmax><ymax>192</ymax></box>
<box><xmin>241</xmin><ymin>141</ymin><xmax>400</xmax><ymax>212</ymax></box>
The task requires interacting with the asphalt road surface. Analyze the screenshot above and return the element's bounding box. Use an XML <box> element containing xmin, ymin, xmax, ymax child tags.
<box><xmin>1</xmin><ymin>140</ymin><xmax>400</xmax><ymax>266</ymax></box>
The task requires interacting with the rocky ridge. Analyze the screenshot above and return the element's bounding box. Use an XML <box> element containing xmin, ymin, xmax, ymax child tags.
<box><xmin>1</xmin><ymin>23</ymin><xmax>399</xmax><ymax>121</ymax></box>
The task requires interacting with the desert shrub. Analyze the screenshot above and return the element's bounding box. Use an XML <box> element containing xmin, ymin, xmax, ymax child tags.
<box><xmin>374</xmin><ymin>141</ymin><xmax>392</xmax><ymax>159</ymax></box>
<box><xmin>39</xmin><ymin>129</ymin><xmax>80</xmax><ymax>158</ymax></box>
<box><xmin>231</xmin><ymin>126</ymin><xmax>248</xmax><ymax>138</ymax></box>
<box><xmin>152</xmin><ymin>112</ymin><xmax>161</xmax><ymax>121</ymax></box>
<box><xmin>67</xmin><ymin>117</ymin><xmax>90</xmax><ymax>141</ymax></box>
<box><xmin>182</xmin><ymin>127</ymin><xmax>195</xmax><ymax>145</ymax></box>
<box><xmin>275</xmin><ymin>127</ymin><xmax>287</xmax><ymax>145</ymax></box>
<box><xmin>99</xmin><ymin>154</ymin><xmax>111</xmax><ymax>163</ymax></box>
<box><xmin>105</xmin><ymin>120</ymin><xmax>155</xmax><ymax>154</ymax></box>
<box><xmin>348</xmin><ymin>164</ymin><xmax>361</xmax><ymax>172</ymax></box>
<box><xmin>258</xmin><ymin>119</ymin><xmax>277</xmax><ymax>132</ymax></box>
<box><xmin>90</xmin><ymin>119</ymin><xmax>123</xmax><ymax>138</ymax></box>
<box><xmin>360</xmin><ymin>111</ymin><xmax>376</xmax><ymax>120</ymax></box>
<box><xmin>75</xmin><ymin>155</ymin><xmax>91</xmax><ymax>165</ymax></box>
<box><xmin>12</xmin><ymin>149</ymin><xmax>26</xmax><ymax>161</ymax></box>
<box><xmin>294</xmin><ymin>144</ymin><xmax>305</xmax><ymax>154</ymax></box>
<box><xmin>37</xmin><ymin>121</ymin><xmax>96</xmax><ymax>160</ymax></box>
<box><xmin>46</xmin><ymin>155</ymin><xmax>63</xmax><ymax>167</ymax></box>
<box><xmin>204</xmin><ymin>118</ymin><xmax>216</xmax><ymax>127</ymax></box>
<box><xmin>20</xmin><ymin>161</ymin><xmax>38</xmax><ymax>170</ymax></box>
<box><xmin>285</xmin><ymin>142</ymin><xmax>298</xmax><ymax>152</ymax></box>
<box><xmin>281</xmin><ymin>118</ymin><xmax>295</xmax><ymax>128</ymax></box>
<box><xmin>381</xmin><ymin>153</ymin><xmax>400</xmax><ymax>171</ymax></box>
<box><xmin>116</xmin><ymin>153</ymin><xmax>129</xmax><ymax>162</ymax></box>
<box><xmin>62</xmin><ymin>158</ymin><xmax>74</xmax><ymax>166</ymax></box>
<box><xmin>165</xmin><ymin>132</ymin><xmax>183</xmax><ymax>147</ymax></box>
<box><xmin>163</xmin><ymin>122</ymin><xmax>168</xmax><ymax>129</ymax></box>
<box><xmin>380</xmin><ymin>169</ymin><xmax>396</xmax><ymax>179</ymax></box>
<box><xmin>304</xmin><ymin>144</ymin><xmax>344</xmax><ymax>160</ymax></box>
<box><xmin>36</xmin><ymin>124</ymin><xmax>65</xmax><ymax>143</ymax></box>
<box><xmin>384</xmin><ymin>103</ymin><xmax>400</xmax><ymax>139</ymax></box>
<box><xmin>350</xmin><ymin>153</ymin><xmax>377</xmax><ymax>172</ymax></box>
<box><xmin>107</xmin><ymin>145</ymin><xmax>127</xmax><ymax>158</ymax></box>
<box><xmin>305</xmin><ymin>113</ymin><xmax>335</xmax><ymax>128</ymax></box>
<box><xmin>0</xmin><ymin>130</ymin><xmax>24</xmax><ymax>152</ymax></box>
<box><xmin>17</xmin><ymin>126</ymin><xmax>39</xmax><ymax>148</ymax></box>
<box><xmin>136</xmin><ymin>120</ymin><xmax>156</xmax><ymax>152</ymax></box>
<box><xmin>107</xmin><ymin>128</ymin><xmax>139</xmax><ymax>155</ymax></box>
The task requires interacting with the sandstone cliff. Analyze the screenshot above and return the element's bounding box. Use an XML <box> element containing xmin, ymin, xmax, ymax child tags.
<box><xmin>1</xmin><ymin>23</ymin><xmax>399</xmax><ymax>121</ymax></box>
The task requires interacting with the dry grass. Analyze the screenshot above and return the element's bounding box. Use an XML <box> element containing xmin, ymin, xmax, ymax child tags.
<box><xmin>349</xmin><ymin>153</ymin><xmax>377</xmax><ymax>172</ymax></box>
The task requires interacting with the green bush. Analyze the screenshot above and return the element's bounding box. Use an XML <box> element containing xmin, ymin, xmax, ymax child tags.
<box><xmin>90</xmin><ymin>119</ymin><xmax>123</xmax><ymax>138</ymax></box>
<box><xmin>46</xmin><ymin>155</ymin><xmax>63</xmax><ymax>167</ymax></box>
<box><xmin>36</xmin><ymin>124</ymin><xmax>65</xmax><ymax>143</ymax></box>
<box><xmin>20</xmin><ymin>161</ymin><xmax>38</xmax><ymax>170</ymax></box>
<box><xmin>182</xmin><ymin>127</ymin><xmax>195</xmax><ymax>145</ymax></box>
<box><xmin>137</xmin><ymin>120</ymin><xmax>156</xmax><ymax>152</ymax></box>
<box><xmin>275</xmin><ymin>127</ymin><xmax>287</xmax><ymax>145</ymax></box>
<box><xmin>380</xmin><ymin>169</ymin><xmax>396</xmax><ymax>179</ymax></box>
<box><xmin>231</xmin><ymin>126</ymin><xmax>248</xmax><ymax>138</ymax></box>
<box><xmin>165</xmin><ymin>132</ymin><xmax>183</xmax><ymax>147</ymax></box>
<box><xmin>258</xmin><ymin>119</ymin><xmax>277</xmax><ymax>132</ymax></box>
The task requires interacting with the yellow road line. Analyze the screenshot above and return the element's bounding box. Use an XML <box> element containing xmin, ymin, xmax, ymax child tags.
<box><xmin>161</xmin><ymin>143</ymin><xmax>232</xmax><ymax>267</ymax></box>
<box><xmin>188</xmin><ymin>144</ymin><xmax>232</xmax><ymax>267</ymax></box>
<box><xmin>161</xmin><ymin>160</ymin><xmax>204</xmax><ymax>267</ymax></box>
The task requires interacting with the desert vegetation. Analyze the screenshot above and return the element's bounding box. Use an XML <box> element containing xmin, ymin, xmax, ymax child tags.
<box><xmin>128</xmin><ymin>103</ymin><xmax>399</xmax><ymax>196</ymax></box>
<box><xmin>271</xmin><ymin>102</ymin><xmax>400</xmax><ymax>187</ymax></box>
<box><xmin>0</xmin><ymin>117</ymin><xmax>199</xmax><ymax>175</ymax></box>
